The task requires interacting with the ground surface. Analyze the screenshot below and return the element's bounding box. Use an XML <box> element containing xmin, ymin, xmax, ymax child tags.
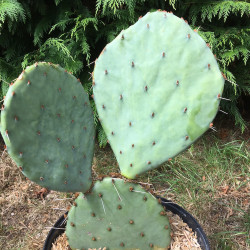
<box><xmin>0</xmin><ymin>118</ymin><xmax>249</xmax><ymax>250</ymax></box>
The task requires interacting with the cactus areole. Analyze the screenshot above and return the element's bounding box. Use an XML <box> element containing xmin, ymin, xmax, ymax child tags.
<box><xmin>93</xmin><ymin>11</ymin><xmax>224</xmax><ymax>179</ymax></box>
<box><xmin>0</xmin><ymin>62</ymin><xmax>95</xmax><ymax>192</ymax></box>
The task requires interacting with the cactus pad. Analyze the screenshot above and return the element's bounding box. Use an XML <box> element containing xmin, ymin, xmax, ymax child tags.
<box><xmin>93</xmin><ymin>11</ymin><xmax>225</xmax><ymax>178</ymax></box>
<box><xmin>66</xmin><ymin>177</ymin><xmax>171</xmax><ymax>249</ymax></box>
<box><xmin>0</xmin><ymin>62</ymin><xmax>94</xmax><ymax>192</ymax></box>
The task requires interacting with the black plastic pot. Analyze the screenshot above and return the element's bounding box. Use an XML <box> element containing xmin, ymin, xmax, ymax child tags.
<box><xmin>43</xmin><ymin>198</ymin><xmax>210</xmax><ymax>250</ymax></box>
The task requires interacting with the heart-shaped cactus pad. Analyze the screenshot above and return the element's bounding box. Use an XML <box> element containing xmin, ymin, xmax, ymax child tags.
<box><xmin>0</xmin><ymin>62</ymin><xmax>95</xmax><ymax>192</ymax></box>
<box><xmin>93</xmin><ymin>11</ymin><xmax>224</xmax><ymax>179</ymax></box>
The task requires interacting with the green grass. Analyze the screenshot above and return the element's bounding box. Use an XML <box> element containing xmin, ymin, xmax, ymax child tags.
<box><xmin>94</xmin><ymin>131</ymin><xmax>249</xmax><ymax>249</ymax></box>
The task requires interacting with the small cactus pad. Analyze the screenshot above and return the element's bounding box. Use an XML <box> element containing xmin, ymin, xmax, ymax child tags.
<box><xmin>93</xmin><ymin>11</ymin><xmax>224</xmax><ymax>178</ymax></box>
<box><xmin>66</xmin><ymin>177</ymin><xmax>171</xmax><ymax>249</ymax></box>
<box><xmin>0</xmin><ymin>62</ymin><xmax>95</xmax><ymax>192</ymax></box>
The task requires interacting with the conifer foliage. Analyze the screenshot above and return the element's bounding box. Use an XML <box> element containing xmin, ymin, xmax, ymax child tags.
<box><xmin>0</xmin><ymin>0</ymin><xmax>249</xmax><ymax>146</ymax></box>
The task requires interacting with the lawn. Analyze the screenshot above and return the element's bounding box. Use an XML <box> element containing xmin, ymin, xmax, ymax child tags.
<box><xmin>0</xmin><ymin>118</ymin><xmax>249</xmax><ymax>250</ymax></box>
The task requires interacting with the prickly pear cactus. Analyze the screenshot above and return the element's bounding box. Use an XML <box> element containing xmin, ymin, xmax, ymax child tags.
<box><xmin>66</xmin><ymin>177</ymin><xmax>171</xmax><ymax>249</ymax></box>
<box><xmin>93</xmin><ymin>11</ymin><xmax>225</xmax><ymax>179</ymax></box>
<box><xmin>0</xmin><ymin>62</ymin><xmax>95</xmax><ymax>192</ymax></box>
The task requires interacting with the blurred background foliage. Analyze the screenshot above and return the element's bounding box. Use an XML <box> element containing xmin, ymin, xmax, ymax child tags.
<box><xmin>0</xmin><ymin>0</ymin><xmax>249</xmax><ymax>147</ymax></box>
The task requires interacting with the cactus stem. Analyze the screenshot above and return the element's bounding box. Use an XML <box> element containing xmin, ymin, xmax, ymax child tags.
<box><xmin>112</xmin><ymin>182</ymin><xmax>122</xmax><ymax>201</ymax></box>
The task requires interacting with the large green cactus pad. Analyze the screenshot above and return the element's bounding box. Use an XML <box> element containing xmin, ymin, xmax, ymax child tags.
<box><xmin>93</xmin><ymin>11</ymin><xmax>224</xmax><ymax>179</ymax></box>
<box><xmin>66</xmin><ymin>177</ymin><xmax>171</xmax><ymax>249</ymax></box>
<box><xmin>0</xmin><ymin>62</ymin><xmax>94</xmax><ymax>192</ymax></box>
